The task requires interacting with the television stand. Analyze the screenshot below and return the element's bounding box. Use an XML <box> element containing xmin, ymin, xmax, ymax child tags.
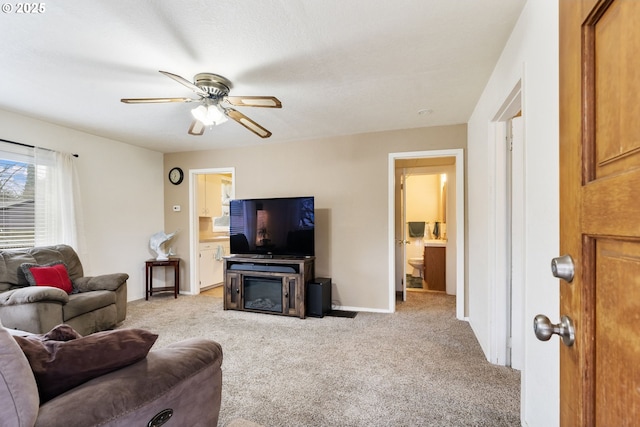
<box><xmin>223</xmin><ymin>255</ymin><xmax>315</xmax><ymax>318</ymax></box>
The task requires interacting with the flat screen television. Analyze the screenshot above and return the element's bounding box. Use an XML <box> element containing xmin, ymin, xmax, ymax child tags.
<box><xmin>229</xmin><ymin>196</ymin><xmax>315</xmax><ymax>257</ymax></box>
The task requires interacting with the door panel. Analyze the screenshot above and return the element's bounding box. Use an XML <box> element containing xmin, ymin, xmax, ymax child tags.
<box><xmin>593</xmin><ymin>0</ymin><xmax>640</xmax><ymax>179</ymax></box>
<box><xmin>595</xmin><ymin>240</ymin><xmax>640</xmax><ymax>425</ymax></box>
<box><xmin>560</xmin><ymin>0</ymin><xmax>640</xmax><ymax>425</ymax></box>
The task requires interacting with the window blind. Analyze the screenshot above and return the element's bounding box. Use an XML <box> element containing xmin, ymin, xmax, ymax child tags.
<box><xmin>0</xmin><ymin>148</ymin><xmax>36</xmax><ymax>249</ymax></box>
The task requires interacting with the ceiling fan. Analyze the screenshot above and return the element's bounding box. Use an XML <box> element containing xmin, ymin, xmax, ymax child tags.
<box><xmin>121</xmin><ymin>71</ymin><xmax>282</xmax><ymax>138</ymax></box>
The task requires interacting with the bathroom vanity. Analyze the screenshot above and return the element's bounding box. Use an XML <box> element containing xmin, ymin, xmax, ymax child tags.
<box><xmin>423</xmin><ymin>240</ymin><xmax>446</xmax><ymax>292</ymax></box>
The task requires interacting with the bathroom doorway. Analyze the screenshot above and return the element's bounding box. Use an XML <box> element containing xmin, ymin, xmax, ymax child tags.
<box><xmin>388</xmin><ymin>149</ymin><xmax>465</xmax><ymax>319</ymax></box>
<box><xmin>403</xmin><ymin>170</ymin><xmax>449</xmax><ymax>293</ymax></box>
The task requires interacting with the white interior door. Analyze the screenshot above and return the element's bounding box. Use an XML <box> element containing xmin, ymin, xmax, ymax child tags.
<box><xmin>509</xmin><ymin>115</ymin><xmax>524</xmax><ymax>370</ymax></box>
<box><xmin>394</xmin><ymin>168</ymin><xmax>407</xmax><ymax>301</ymax></box>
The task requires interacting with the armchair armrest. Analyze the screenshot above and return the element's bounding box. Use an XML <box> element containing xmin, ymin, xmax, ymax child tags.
<box><xmin>36</xmin><ymin>339</ymin><xmax>223</xmax><ymax>427</ymax></box>
<box><xmin>0</xmin><ymin>286</ymin><xmax>69</xmax><ymax>307</ymax></box>
<box><xmin>73</xmin><ymin>273</ymin><xmax>129</xmax><ymax>292</ymax></box>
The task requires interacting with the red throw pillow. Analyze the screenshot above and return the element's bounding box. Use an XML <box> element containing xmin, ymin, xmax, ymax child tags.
<box><xmin>21</xmin><ymin>262</ymin><xmax>73</xmax><ymax>294</ymax></box>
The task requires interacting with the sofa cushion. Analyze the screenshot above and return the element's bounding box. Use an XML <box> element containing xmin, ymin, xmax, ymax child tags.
<box><xmin>63</xmin><ymin>290</ymin><xmax>116</xmax><ymax>321</ymax></box>
<box><xmin>21</xmin><ymin>262</ymin><xmax>73</xmax><ymax>294</ymax></box>
<box><xmin>0</xmin><ymin>286</ymin><xmax>69</xmax><ymax>307</ymax></box>
<box><xmin>0</xmin><ymin>323</ymin><xmax>39</xmax><ymax>427</ymax></box>
<box><xmin>27</xmin><ymin>245</ymin><xmax>83</xmax><ymax>281</ymax></box>
<box><xmin>0</xmin><ymin>252</ymin><xmax>37</xmax><ymax>289</ymax></box>
<box><xmin>14</xmin><ymin>325</ymin><xmax>158</xmax><ymax>403</ymax></box>
<box><xmin>73</xmin><ymin>273</ymin><xmax>129</xmax><ymax>292</ymax></box>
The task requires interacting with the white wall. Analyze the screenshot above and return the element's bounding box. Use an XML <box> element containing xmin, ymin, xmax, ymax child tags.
<box><xmin>467</xmin><ymin>2</ymin><xmax>559</xmax><ymax>427</ymax></box>
<box><xmin>0</xmin><ymin>109</ymin><xmax>165</xmax><ymax>301</ymax></box>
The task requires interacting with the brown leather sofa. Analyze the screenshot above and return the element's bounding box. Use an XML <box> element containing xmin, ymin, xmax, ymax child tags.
<box><xmin>0</xmin><ymin>245</ymin><xmax>127</xmax><ymax>335</ymax></box>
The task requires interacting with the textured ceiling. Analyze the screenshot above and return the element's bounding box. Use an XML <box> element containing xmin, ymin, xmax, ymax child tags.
<box><xmin>0</xmin><ymin>0</ymin><xmax>526</xmax><ymax>153</ymax></box>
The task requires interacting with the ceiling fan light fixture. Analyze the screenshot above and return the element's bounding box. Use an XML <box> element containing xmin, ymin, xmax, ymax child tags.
<box><xmin>123</xmin><ymin>70</ymin><xmax>280</xmax><ymax>137</ymax></box>
<box><xmin>191</xmin><ymin>104</ymin><xmax>228</xmax><ymax>126</ymax></box>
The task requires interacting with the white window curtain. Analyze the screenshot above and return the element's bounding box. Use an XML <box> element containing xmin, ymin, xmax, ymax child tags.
<box><xmin>33</xmin><ymin>148</ymin><xmax>83</xmax><ymax>249</ymax></box>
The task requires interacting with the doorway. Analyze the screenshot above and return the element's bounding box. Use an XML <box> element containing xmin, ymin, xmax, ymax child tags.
<box><xmin>388</xmin><ymin>149</ymin><xmax>465</xmax><ymax>319</ymax></box>
<box><xmin>188</xmin><ymin>167</ymin><xmax>235</xmax><ymax>295</ymax></box>
<box><xmin>403</xmin><ymin>170</ymin><xmax>450</xmax><ymax>293</ymax></box>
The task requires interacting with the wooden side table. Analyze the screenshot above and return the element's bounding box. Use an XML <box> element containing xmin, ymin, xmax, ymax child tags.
<box><xmin>145</xmin><ymin>258</ymin><xmax>180</xmax><ymax>300</ymax></box>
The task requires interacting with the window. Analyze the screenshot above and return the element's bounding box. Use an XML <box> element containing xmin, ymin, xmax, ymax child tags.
<box><xmin>0</xmin><ymin>148</ymin><xmax>35</xmax><ymax>249</ymax></box>
<box><xmin>0</xmin><ymin>142</ymin><xmax>79</xmax><ymax>250</ymax></box>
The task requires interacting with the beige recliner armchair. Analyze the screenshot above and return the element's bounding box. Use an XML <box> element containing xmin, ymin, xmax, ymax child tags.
<box><xmin>0</xmin><ymin>244</ymin><xmax>127</xmax><ymax>335</ymax></box>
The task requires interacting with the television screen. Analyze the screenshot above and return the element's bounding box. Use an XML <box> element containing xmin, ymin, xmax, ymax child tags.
<box><xmin>229</xmin><ymin>196</ymin><xmax>315</xmax><ymax>257</ymax></box>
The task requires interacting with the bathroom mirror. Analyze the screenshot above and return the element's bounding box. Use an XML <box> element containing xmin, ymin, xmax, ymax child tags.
<box><xmin>440</xmin><ymin>173</ymin><xmax>447</xmax><ymax>227</ymax></box>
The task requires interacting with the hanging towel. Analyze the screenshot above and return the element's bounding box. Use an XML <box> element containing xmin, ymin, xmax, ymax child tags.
<box><xmin>215</xmin><ymin>244</ymin><xmax>225</xmax><ymax>261</ymax></box>
<box><xmin>432</xmin><ymin>222</ymin><xmax>440</xmax><ymax>239</ymax></box>
<box><xmin>408</xmin><ymin>222</ymin><xmax>426</xmax><ymax>238</ymax></box>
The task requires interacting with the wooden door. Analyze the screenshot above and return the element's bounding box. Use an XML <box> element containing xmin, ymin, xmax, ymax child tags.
<box><xmin>560</xmin><ymin>0</ymin><xmax>640</xmax><ymax>425</ymax></box>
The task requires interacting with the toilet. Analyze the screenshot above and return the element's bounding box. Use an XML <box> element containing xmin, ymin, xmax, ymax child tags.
<box><xmin>408</xmin><ymin>257</ymin><xmax>424</xmax><ymax>278</ymax></box>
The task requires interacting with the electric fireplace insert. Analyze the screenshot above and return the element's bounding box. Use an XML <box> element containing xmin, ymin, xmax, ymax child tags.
<box><xmin>243</xmin><ymin>276</ymin><xmax>283</xmax><ymax>313</ymax></box>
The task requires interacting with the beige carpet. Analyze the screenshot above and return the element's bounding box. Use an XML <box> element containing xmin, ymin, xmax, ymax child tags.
<box><xmin>121</xmin><ymin>290</ymin><xmax>520</xmax><ymax>426</ymax></box>
<box><xmin>226</xmin><ymin>418</ymin><xmax>265</xmax><ymax>427</ymax></box>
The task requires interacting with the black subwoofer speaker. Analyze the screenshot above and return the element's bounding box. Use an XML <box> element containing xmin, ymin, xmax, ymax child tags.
<box><xmin>306</xmin><ymin>277</ymin><xmax>331</xmax><ymax>318</ymax></box>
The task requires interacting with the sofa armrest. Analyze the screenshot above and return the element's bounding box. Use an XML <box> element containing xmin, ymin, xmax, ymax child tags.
<box><xmin>36</xmin><ymin>339</ymin><xmax>223</xmax><ymax>427</ymax></box>
<box><xmin>0</xmin><ymin>287</ymin><xmax>69</xmax><ymax>307</ymax></box>
<box><xmin>73</xmin><ymin>273</ymin><xmax>129</xmax><ymax>292</ymax></box>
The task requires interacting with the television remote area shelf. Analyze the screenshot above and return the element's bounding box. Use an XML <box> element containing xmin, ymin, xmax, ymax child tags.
<box><xmin>223</xmin><ymin>255</ymin><xmax>315</xmax><ymax>318</ymax></box>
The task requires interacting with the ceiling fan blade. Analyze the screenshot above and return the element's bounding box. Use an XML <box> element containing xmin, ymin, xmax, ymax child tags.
<box><xmin>188</xmin><ymin>120</ymin><xmax>205</xmax><ymax>136</ymax></box>
<box><xmin>225</xmin><ymin>96</ymin><xmax>282</xmax><ymax>108</ymax></box>
<box><xmin>226</xmin><ymin>108</ymin><xmax>272</xmax><ymax>138</ymax></box>
<box><xmin>121</xmin><ymin>97</ymin><xmax>194</xmax><ymax>104</ymax></box>
<box><xmin>159</xmin><ymin>71</ymin><xmax>208</xmax><ymax>96</ymax></box>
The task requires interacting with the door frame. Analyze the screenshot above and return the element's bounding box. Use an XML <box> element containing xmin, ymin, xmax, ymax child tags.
<box><xmin>488</xmin><ymin>83</ymin><xmax>525</xmax><ymax>367</ymax></box>
<box><xmin>188</xmin><ymin>167</ymin><xmax>235</xmax><ymax>295</ymax></box>
<box><xmin>388</xmin><ymin>149</ymin><xmax>465</xmax><ymax>319</ymax></box>
<box><xmin>394</xmin><ymin>167</ymin><xmax>408</xmax><ymax>301</ymax></box>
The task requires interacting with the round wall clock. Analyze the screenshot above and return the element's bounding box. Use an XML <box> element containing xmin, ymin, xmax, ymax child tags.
<box><xmin>168</xmin><ymin>167</ymin><xmax>184</xmax><ymax>185</ymax></box>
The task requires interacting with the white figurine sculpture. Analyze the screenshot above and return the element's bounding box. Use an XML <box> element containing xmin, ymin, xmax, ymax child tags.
<box><xmin>149</xmin><ymin>230</ymin><xmax>178</xmax><ymax>260</ymax></box>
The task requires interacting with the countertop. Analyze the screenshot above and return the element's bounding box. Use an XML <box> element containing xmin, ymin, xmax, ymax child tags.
<box><xmin>424</xmin><ymin>239</ymin><xmax>447</xmax><ymax>247</ymax></box>
<box><xmin>200</xmin><ymin>236</ymin><xmax>230</xmax><ymax>243</ymax></box>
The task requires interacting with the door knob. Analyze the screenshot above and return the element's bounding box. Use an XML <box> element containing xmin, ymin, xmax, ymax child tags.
<box><xmin>533</xmin><ymin>314</ymin><xmax>575</xmax><ymax>346</ymax></box>
<box><xmin>551</xmin><ymin>255</ymin><xmax>574</xmax><ymax>282</ymax></box>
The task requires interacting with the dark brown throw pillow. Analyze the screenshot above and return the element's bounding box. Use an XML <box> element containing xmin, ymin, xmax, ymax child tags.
<box><xmin>42</xmin><ymin>324</ymin><xmax>83</xmax><ymax>342</ymax></box>
<box><xmin>14</xmin><ymin>326</ymin><xmax>158</xmax><ymax>403</ymax></box>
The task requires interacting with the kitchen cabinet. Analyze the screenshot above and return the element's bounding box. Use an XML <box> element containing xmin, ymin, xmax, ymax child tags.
<box><xmin>199</xmin><ymin>243</ymin><xmax>216</xmax><ymax>288</ymax></box>
<box><xmin>197</xmin><ymin>174</ymin><xmax>220</xmax><ymax>217</ymax></box>
<box><xmin>199</xmin><ymin>239</ymin><xmax>230</xmax><ymax>289</ymax></box>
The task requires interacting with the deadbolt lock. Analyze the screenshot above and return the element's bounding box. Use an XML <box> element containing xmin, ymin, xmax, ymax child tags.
<box><xmin>551</xmin><ymin>255</ymin><xmax>574</xmax><ymax>282</ymax></box>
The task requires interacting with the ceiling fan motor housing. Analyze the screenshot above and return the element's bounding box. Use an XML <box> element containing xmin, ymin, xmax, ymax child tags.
<box><xmin>194</xmin><ymin>73</ymin><xmax>232</xmax><ymax>99</ymax></box>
